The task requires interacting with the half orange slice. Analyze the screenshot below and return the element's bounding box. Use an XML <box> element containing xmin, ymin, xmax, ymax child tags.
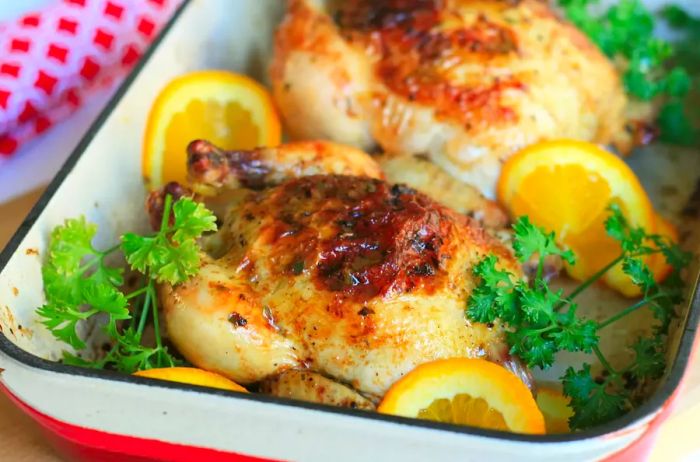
<box><xmin>142</xmin><ymin>70</ymin><xmax>281</xmax><ymax>189</ymax></box>
<box><xmin>378</xmin><ymin>358</ymin><xmax>545</xmax><ymax>434</ymax></box>
<box><xmin>497</xmin><ymin>140</ymin><xmax>657</xmax><ymax>297</ymax></box>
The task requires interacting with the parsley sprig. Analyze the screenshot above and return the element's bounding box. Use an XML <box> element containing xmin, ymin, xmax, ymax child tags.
<box><xmin>559</xmin><ymin>0</ymin><xmax>690</xmax><ymax>100</ymax></box>
<box><xmin>558</xmin><ymin>0</ymin><xmax>696</xmax><ymax>144</ymax></box>
<box><xmin>38</xmin><ymin>195</ymin><xmax>216</xmax><ymax>373</ymax></box>
<box><xmin>658</xmin><ymin>5</ymin><xmax>700</xmax><ymax>145</ymax></box>
<box><xmin>467</xmin><ymin>205</ymin><xmax>690</xmax><ymax>430</ymax></box>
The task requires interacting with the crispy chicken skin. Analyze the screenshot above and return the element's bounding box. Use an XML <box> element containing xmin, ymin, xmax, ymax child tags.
<box><xmin>154</xmin><ymin>140</ymin><xmax>524</xmax><ymax>399</ymax></box>
<box><xmin>271</xmin><ymin>0</ymin><xmax>647</xmax><ymax>197</ymax></box>
<box><xmin>259</xmin><ymin>370</ymin><xmax>376</xmax><ymax>409</ymax></box>
<box><xmin>378</xmin><ymin>152</ymin><xmax>508</xmax><ymax>229</ymax></box>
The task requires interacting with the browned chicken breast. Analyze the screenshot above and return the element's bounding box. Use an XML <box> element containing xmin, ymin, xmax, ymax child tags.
<box><xmin>271</xmin><ymin>0</ymin><xmax>648</xmax><ymax>197</ymax></box>
<box><xmin>153</xmin><ymin>140</ymin><xmax>525</xmax><ymax>401</ymax></box>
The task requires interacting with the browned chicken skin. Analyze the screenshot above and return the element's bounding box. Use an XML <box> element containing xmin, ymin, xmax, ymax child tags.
<box><xmin>152</xmin><ymin>140</ymin><xmax>528</xmax><ymax>401</ymax></box>
<box><xmin>271</xmin><ymin>0</ymin><xmax>650</xmax><ymax>198</ymax></box>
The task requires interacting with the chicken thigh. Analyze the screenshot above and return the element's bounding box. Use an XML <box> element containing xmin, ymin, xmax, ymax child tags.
<box><xmin>153</xmin><ymin>140</ymin><xmax>524</xmax><ymax>400</ymax></box>
<box><xmin>271</xmin><ymin>0</ymin><xmax>650</xmax><ymax>197</ymax></box>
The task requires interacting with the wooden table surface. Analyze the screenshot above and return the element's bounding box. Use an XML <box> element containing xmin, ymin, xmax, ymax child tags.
<box><xmin>0</xmin><ymin>188</ymin><xmax>698</xmax><ymax>461</ymax></box>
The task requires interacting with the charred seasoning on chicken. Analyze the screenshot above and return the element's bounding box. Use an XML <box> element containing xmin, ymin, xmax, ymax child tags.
<box><xmin>335</xmin><ymin>0</ymin><xmax>522</xmax><ymax>126</ymax></box>
<box><xmin>240</xmin><ymin>175</ymin><xmax>458</xmax><ymax>302</ymax></box>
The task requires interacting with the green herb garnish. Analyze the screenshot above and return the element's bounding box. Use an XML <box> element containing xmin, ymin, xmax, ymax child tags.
<box><xmin>659</xmin><ymin>5</ymin><xmax>700</xmax><ymax>144</ymax></box>
<box><xmin>558</xmin><ymin>0</ymin><xmax>697</xmax><ymax>144</ymax></box>
<box><xmin>559</xmin><ymin>0</ymin><xmax>690</xmax><ymax>101</ymax></box>
<box><xmin>38</xmin><ymin>195</ymin><xmax>217</xmax><ymax>373</ymax></box>
<box><xmin>467</xmin><ymin>205</ymin><xmax>690</xmax><ymax>430</ymax></box>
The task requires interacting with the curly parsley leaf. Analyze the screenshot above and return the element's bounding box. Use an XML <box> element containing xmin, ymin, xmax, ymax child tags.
<box><xmin>552</xmin><ymin>306</ymin><xmax>598</xmax><ymax>354</ymax></box>
<box><xmin>36</xmin><ymin>303</ymin><xmax>94</xmax><ymax>350</ymax></box>
<box><xmin>467</xmin><ymin>284</ymin><xmax>499</xmax><ymax>324</ymax></box>
<box><xmin>661</xmin><ymin>4</ymin><xmax>700</xmax><ymax>147</ymax></box>
<box><xmin>559</xmin><ymin>0</ymin><xmax>698</xmax><ymax>144</ymax></box>
<box><xmin>45</xmin><ymin>217</ymin><xmax>97</xmax><ymax>274</ymax></box>
<box><xmin>562</xmin><ymin>363</ymin><xmax>597</xmax><ymax>404</ymax></box>
<box><xmin>42</xmin><ymin>264</ymin><xmax>83</xmax><ymax>308</ymax></box>
<box><xmin>622</xmin><ymin>257</ymin><xmax>655</xmax><ymax>292</ymax></box>
<box><xmin>518</xmin><ymin>282</ymin><xmax>559</xmax><ymax>327</ymax></box>
<box><xmin>508</xmin><ymin>331</ymin><xmax>557</xmax><ymax>369</ymax></box>
<box><xmin>658</xmin><ymin>101</ymin><xmax>697</xmax><ymax>145</ymax></box>
<box><xmin>105</xmin><ymin>326</ymin><xmax>180</xmax><ymax>374</ymax></box>
<box><xmin>629</xmin><ymin>337</ymin><xmax>666</xmax><ymax>381</ymax></box>
<box><xmin>468</xmin><ymin>255</ymin><xmax>520</xmax><ymax>324</ymax></box>
<box><xmin>604</xmin><ymin>204</ymin><xmax>650</xmax><ymax>254</ymax></box>
<box><xmin>512</xmin><ymin>216</ymin><xmax>575</xmax><ymax>265</ymax></box>
<box><xmin>122</xmin><ymin>196</ymin><xmax>216</xmax><ymax>284</ymax></box>
<box><xmin>171</xmin><ymin>198</ymin><xmax>218</xmax><ymax>243</ymax></box>
<box><xmin>559</xmin><ymin>0</ymin><xmax>688</xmax><ymax>100</ymax></box>
<box><xmin>563</xmin><ymin>365</ymin><xmax>629</xmax><ymax>430</ymax></box>
<box><xmin>38</xmin><ymin>217</ymin><xmax>125</xmax><ymax>349</ymax></box>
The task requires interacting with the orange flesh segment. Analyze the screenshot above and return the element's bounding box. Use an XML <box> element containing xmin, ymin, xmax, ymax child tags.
<box><xmin>418</xmin><ymin>394</ymin><xmax>509</xmax><ymax>430</ymax></box>
<box><xmin>511</xmin><ymin>164</ymin><xmax>613</xmax><ymax>238</ymax></box>
<box><xmin>535</xmin><ymin>388</ymin><xmax>573</xmax><ymax>434</ymax></box>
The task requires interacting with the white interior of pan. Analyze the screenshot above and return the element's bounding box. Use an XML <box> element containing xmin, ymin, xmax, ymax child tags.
<box><xmin>0</xmin><ymin>0</ymin><xmax>698</xmax><ymax>423</ymax></box>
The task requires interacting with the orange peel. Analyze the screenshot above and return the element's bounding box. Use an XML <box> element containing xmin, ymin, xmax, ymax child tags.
<box><xmin>134</xmin><ymin>367</ymin><xmax>248</xmax><ymax>393</ymax></box>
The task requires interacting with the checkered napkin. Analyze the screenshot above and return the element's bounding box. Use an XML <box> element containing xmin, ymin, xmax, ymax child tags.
<box><xmin>0</xmin><ymin>0</ymin><xmax>182</xmax><ymax>163</ymax></box>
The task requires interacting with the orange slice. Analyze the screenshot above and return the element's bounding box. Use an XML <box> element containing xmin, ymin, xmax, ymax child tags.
<box><xmin>497</xmin><ymin>139</ymin><xmax>657</xmax><ymax>297</ymax></box>
<box><xmin>377</xmin><ymin>358</ymin><xmax>545</xmax><ymax>434</ymax></box>
<box><xmin>535</xmin><ymin>387</ymin><xmax>573</xmax><ymax>434</ymax></box>
<box><xmin>143</xmin><ymin>70</ymin><xmax>281</xmax><ymax>189</ymax></box>
<box><xmin>133</xmin><ymin>367</ymin><xmax>248</xmax><ymax>393</ymax></box>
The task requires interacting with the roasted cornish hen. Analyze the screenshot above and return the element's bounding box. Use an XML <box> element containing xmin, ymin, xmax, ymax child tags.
<box><xmin>271</xmin><ymin>0</ymin><xmax>651</xmax><ymax>197</ymax></box>
<box><xmin>151</xmin><ymin>140</ymin><xmax>527</xmax><ymax>402</ymax></box>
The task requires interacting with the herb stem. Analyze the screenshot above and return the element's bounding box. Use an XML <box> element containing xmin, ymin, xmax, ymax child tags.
<box><xmin>536</xmin><ymin>256</ymin><xmax>544</xmax><ymax>282</ymax></box>
<box><xmin>530</xmin><ymin>324</ymin><xmax>558</xmax><ymax>336</ymax></box>
<box><xmin>593</xmin><ymin>345</ymin><xmax>618</xmax><ymax>376</ymax></box>
<box><xmin>100</xmin><ymin>344</ymin><xmax>118</xmax><ymax>367</ymax></box>
<box><xmin>596</xmin><ymin>295</ymin><xmax>661</xmax><ymax>330</ymax></box>
<box><xmin>136</xmin><ymin>286</ymin><xmax>152</xmax><ymax>340</ymax></box>
<box><xmin>77</xmin><ymin>257</ymin><xmax>102</xmax><ymax>275</ymax></box>
<box><xmin>160</xmin><ymin>194</ymin><xmax>173</xmax><ymax>232</ymax></box>
<box><xmin>149</xmin><ymin>283</ymin><xmax>162</xmax><ymax>349</ymax></box>
<box><xmin>563</xmin><ymin>255</ymin><xmax>624</xmax><ymax>305</ymax></box>
<box><xmin>76</xmin><ymin>243</ymin><xmax>123</xmax><ymax>276</ymax></box>
<box><xmin>100</xmin><ymin>244</ymin><xmax>122</xmax><ymax>256</ymax></box>
<box><xmin>126</xmin><ymin>285</ymin><xmax>149</xmax><ymax>300</ymax></box>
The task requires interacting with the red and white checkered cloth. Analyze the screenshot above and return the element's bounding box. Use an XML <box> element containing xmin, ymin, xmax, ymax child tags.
<box><xmin>0</xmin><ymin>0</ymin><xmax>182</xmax><ymax>163</ymax></box>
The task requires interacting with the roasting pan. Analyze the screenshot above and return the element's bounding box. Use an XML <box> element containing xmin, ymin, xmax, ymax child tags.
<box><xmin>0</xmin><ymin>0</ymin><xmax>699</xmax><ymax>460</ymax></box>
